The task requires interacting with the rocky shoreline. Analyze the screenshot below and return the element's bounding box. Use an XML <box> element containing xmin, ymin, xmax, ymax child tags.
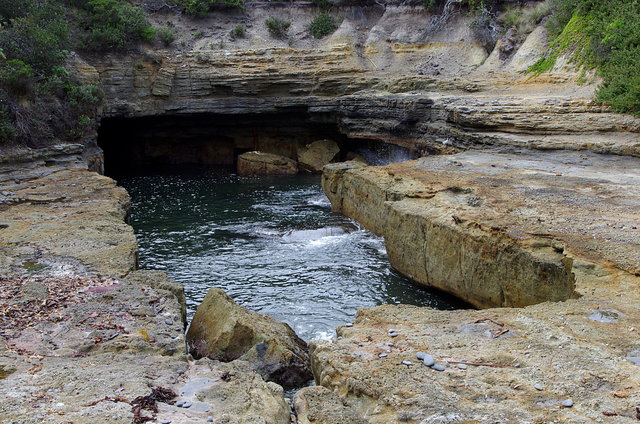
<box><xmin>2</xmin><ymin>1</ymin><xmax>640</xmax><ymax>421</ymax></box>
<box><xmin>0</xmin><ymin>164</ymin><xmax>296</xmax><ymax>423</ymax></box>
<box><xmin>312</xmin><ymin>149</ymin><xmax>640</xmax><ymax>422</ymax></box>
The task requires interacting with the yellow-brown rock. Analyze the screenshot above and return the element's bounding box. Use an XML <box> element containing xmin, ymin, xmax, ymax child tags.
<box><xmin>186</xmin><ymin>287</ymin><xmax>312</xmax><ymax>389</ymax></box>
<box><xmin>237</xmin><ymin>151</ymin><xmax>298</xmax><ymax>176</ymax></box>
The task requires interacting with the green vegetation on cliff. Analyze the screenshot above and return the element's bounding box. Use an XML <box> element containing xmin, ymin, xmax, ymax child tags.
<box><xmin>0</xmin><ymin>0</ymin><xmax>155</xmax><ymax>145</ymax></box>
<box><xmin>534</xmin><ymin>0</ymin><xmax>640</xmax><ymax>115</ymax></box>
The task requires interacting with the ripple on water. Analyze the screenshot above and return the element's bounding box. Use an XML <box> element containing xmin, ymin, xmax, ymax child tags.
<box><xmin>119</xmin><ymin>172</ymin><xmax>461</xmax><ymax>341</ymax></box>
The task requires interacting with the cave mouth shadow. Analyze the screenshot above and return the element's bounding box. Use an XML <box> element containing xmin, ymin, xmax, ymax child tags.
<box><xmin>98</xmin><ymin>111</ymin><xmax>418</xmax><ymax>177</ymax></box>
<box><xmin>98</xmin><ymin>110</ymin><xmax>346</xmax><ymax>176</ymax></box>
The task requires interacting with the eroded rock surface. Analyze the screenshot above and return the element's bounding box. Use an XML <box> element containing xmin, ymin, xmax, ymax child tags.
<box><xmin>187</xmin><ymin>287</ymin><xmax>312</xmax><ymax>389</ymax></box>
<box><xmin>297</xmin><ymin>140</ymin><xmax>340</xmax><ymax>173</ymax></box>
<box><xmin>237</xmin><ymin>151</ymin><xmax>299</xmax><ymax>175</ymax></box>
<box><xmin>308</xmin><ymin>296</ymin><xmax>640</xmax><ymax>423</ymax></box>
<box><xmin>0</xmin><ymin>168</ymin><xmax>293</xmax><ymax>423</ymax></box>
<box><xmin>313</xmin><ymin>149</ymin><xmax>640</xmax><ymax>422</ymax></box>
<box><xmin>323</xmin><ymin>150</ymin><xmax>640</xmax><ymax>308</ymax></box>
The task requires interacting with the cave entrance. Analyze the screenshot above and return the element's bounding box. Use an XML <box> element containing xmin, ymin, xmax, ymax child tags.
<box><xmin>97</xmin><ymin>109</ymin><xmax>350</xmax><ymax>175</ymax></box>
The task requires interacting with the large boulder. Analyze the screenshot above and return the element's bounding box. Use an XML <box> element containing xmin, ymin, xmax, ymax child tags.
<box><xmin>237</xmin><ymin>151</ymin><xmax>298</xmax><ymax>175</ymax></box>
<box><xmin>186</xmin><ymin>288</ymin><xmax>312</xmax><ymax>389</ymax></box>
<box><xmin>297</xmin><ymin>140</ymin><xmax>340</xmax><ymax>173</ymax></box>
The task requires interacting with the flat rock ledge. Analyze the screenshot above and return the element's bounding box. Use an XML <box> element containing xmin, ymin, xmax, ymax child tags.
<box><xmin>237</xmin><ymin>151</ymin><xmax>298</xmax><ymax>175</ymax></box>
<box><xmin>0</xmin><ymin>168</ymin><xmax>292</xmax><ymax>424</ymax></box>
<box><xmin>309</xmin><ymin>149</ymin><xmax>640</xmax><ymax>422</ymax></box>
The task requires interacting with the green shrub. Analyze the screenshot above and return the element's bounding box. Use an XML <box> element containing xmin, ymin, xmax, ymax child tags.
<box><xmin>265</xmin><ymin>17</ymin><xmax>291</xmax><ymax>39</ymax></box>
<box><xmin>0</xmin><ymin>105</ymin><xmax>15</xmax><ymax>143</ymax></box>
<box><xmin>194</xmin><ymin>30</ymin><xmax>204</xmax><ymax>39</ymax></box>
<box><xmin>68</xmin><ymin>84</ymin><xmax>104</xmax><ymax>112</ymax></box>
<box><xmin>81</xmin><ymin>0</ymin><xmax>154</xmax><ymax>51</ymax></box>
<box><xmin>229</xmin><ymin>24</ymin><xmax>246</xmax><ymax>39</ymax></box>
<box><xmin>423</xmin><ymin>0</ymin><xmax>437</xmax><ymax>10</ymax></box>
<box><xmin>0</xmin><ymin>59</ymin><xmax>34</xmax><ymax>93</ymax></box>
<box><xmin>309</xmin><ymin>13</ymin><xmax>338</xmax><ymax>39</ymax></box>
<box><xmin>536</xmin><ymin>0</ymin><xmax>640</xmax><ymax>115</ymax></box>
<box><xmin>157</xmin><ymin>26</ymin><xmax>177</xmax><ymax>46</ymax></box>
<box><xmin>313</xmin><ymin>0</ymin><xmax>333</xmax><ymax>11</ymax></box>
<box><xmin>170</xmin><ymin>0</ymin><xmax>245</xmax><ymax>17</ymax></box>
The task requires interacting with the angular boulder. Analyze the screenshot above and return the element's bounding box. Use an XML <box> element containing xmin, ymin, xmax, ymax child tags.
<box><xmin>297</xmin><ymin>140</ymin><xmax>340</xmax><ymax>173</ymax></box>
<box><xmin>186</xmin><ymin>287</ymin><xmax>312</xmax><ymax>389</ymax></box>
<box><xmin>237</xmin><ymin>151</ymin><xmax>298</xmax><ymax>175</ymax></box>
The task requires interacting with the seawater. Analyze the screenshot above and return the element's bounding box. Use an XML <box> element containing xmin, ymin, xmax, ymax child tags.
<box><xmin>119</xmin><ymin>171</ymin><xmax>459</xmax><ymax>341</ymax></box>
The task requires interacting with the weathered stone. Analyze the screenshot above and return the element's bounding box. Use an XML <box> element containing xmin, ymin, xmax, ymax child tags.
<box><xmin>236</xmin><ymin>151</ymin><xmax>298</xmax><ymax>176</ymax></box>
<box><xmin>308</xmin><ymin>295</ymin><xmax>640</xmax><ymax>423</ymax></box>
<box><xmin>323</xmin><ymin>150</ymin><xmax>640</xmax><ymax>308</ymax></box>
<box><xmin>294</xmin><ymin>386</ymin><xmax>368</xmax><ymax>424</ymax></box>
<box><xmin>297</xmin><ymin>140</ymin><xmax>340</xmax><ymax>173</ymax></box>
<box><xmin>186</xmin><ymin>288</ymin><xmax>312</xmax><ymax>389</ymax></box>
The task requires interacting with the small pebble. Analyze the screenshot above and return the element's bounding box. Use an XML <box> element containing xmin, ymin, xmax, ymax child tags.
<box><xmin>176</xmin><ymin>400</ymin><xmax>185</xmax><ymax>407</ymax></box>
<box><xmin>183</xmin><ymin>402</ymin><xmax>192</xmax><ymax>408</ymax></box>
<box><xmin>379</xmin><ymin>353</ymin><xmax>388</xmax><ymax>358</ymax></box>
<box><xmin>562</xmin><ymin>399</ymin><xmax>574</xmax><ymax>408</ymax></box>
<box><xmin>160</xmin><ymin>420</ymin><xmax>172</xmax><ymax>424</ymax></box>
<box><xmin>177</xmin><ymin>369</ymin><xmax>185</xmax><ymax>375</ymax></box>
<box><xmin>165</xmin><ymin>318</ymin><xmax>174</xmax><ymax>325</ymax></box>
<box><xmin>457</xmin><ymin>363</ymin><xmax>468</xmax><ymax>370</ymax></box>
<box><xmin>431</xmin><ymin>364</ymin><xmax>445</xmax><ymax>372</ymax></box>
<box><xmin>345</xmin><ymin>323</ymin><xmax>353</xmax><ymax>327</ymax></box>
<box><xmin>388</xmin><ymin>329</ymin><xmax>398</xmax><ymax>333</ymax></box>
<box><xmin>358</xmin><ymin>343</ymin><xmax>363</xmax><ymax>347</ymax></box>
<box><xmin>402</xmin><ymin>360</ymin><xmax>413</xmax><ymax>366</ymax></box>
<box><xmin>422</xmin><ymin>355</ymin><xmax>435</xmax><ymax>367</ymax></box>
<box><xmin>207</xmin><ymin>417</ymin><xmax>213</xmax><ymax>423</ymax></box>
<box><xmin>534</xmin><ymin>384</ymin><xmax>543</xmax><ymax>391</ymax></box>
<box><xmin>389</xmin><ymin>332</ymin><xmax>398</xmax><ymax>338</ymax></box>
<box><xmin>416</xmin><ymin>352</ymin><xmax>427</xmax><ymax>360</ymax></box>
<box><xmin>386</xmin><ymin>343</ymin><xmax>394</xmax><ymax>347</ymax></box>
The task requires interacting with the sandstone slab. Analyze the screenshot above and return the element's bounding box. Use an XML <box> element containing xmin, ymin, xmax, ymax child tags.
<box><xmin>186</xmin><ymin>287</ymin><xmax>312</xmax><ymax>389</ymax></box>
<box><xmin>297</xmin><ymin>139</ymin><xmax>340</xmax><ymax>173</ymax></box>
<box><xmin>237</xmin><ymin>151</ymin><xmax>298</xmax><ymax>175</ymax></box>
<box><xmin>323</xmin><ymin>150</ymin><xmax>640</xmax><ymax>308</ymax></box>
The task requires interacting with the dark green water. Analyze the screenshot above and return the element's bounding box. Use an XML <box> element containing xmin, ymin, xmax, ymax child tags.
<box><xmin>120</xmin><ymin>171</ymin><xmax>458</xmax><ymax>341</ymax></box>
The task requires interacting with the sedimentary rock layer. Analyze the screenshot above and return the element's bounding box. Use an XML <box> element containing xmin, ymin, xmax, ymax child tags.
<box><xmin>323</xmin><ymin>150</ymin><xmax>640</xmax><ymax>308</ymax></box>
<box><xmin>311</xmin><ymin>150</ymin><xmax>640</xmax><ymax>422</ymax></box>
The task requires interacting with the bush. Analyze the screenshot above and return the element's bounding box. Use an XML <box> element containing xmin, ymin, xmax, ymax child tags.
<box><xmin>0</xmin><ymin>59</ymin><xmax>34</xmax><ymax>93</ymax></box>
<box><xmin>309</xmin><ymin>13</ymin><xmax>338</xmax><ymax>39</ymax></box>
<box><xmin>68</xmin><ymin>84</ymin><xmax>104</xmax><ymax>113</ymax></box>
<box><xmin>423</xmin><ymin>0</ymin><xmax>437</xmax><ymax>10</ymax></box>
<box><xmin>536</xmin><ymin>0</ymin><xmax>640</xmax><ymax>115</ymax></box>
<box><xmin>500</xmin><ymin>1</ymin><xmax>552</xmax><ymax>39</ymax></box>
<box><xmin>80</xmin><ymin>0</ymin><xmax>154</xmax><ymax>51</ymax></box>
<box><xmin>229</xmin><ymin>24</ymin><xmax>246</xmax><ymax>39</ymax></box>
<box><xmin>0</xmin><ymin>105</ymin><xmax>15</xmax><ymax>143</ymax></box>
<box><xmin>170</xmin><ymin>0</ymin><xmax>245</xmax><ymax>17</ymax></box>
<box><xmin>157</xmin><ymin>26</ymin><xmax>177</xmax><ymax>46</ymax></box>
<box><xmin>265</xmin><ymin>17</ymin><xmax>290</xmax><ymax>39</ymax></box>
<box><xmin>313</xmin><ymin>0</ymin><xmax>333</xmax><ymax>11</ymax></box>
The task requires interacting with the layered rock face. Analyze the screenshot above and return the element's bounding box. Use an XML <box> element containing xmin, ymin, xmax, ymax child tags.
<box><xmin>187</xmin><ymin>287</ymin><xmax>312</xmax><ymax>389</ymax></box>
<box><xmin>323</xmin><ymin>150</ymin><xmax>639</xmax><ymax>307</ymax></box>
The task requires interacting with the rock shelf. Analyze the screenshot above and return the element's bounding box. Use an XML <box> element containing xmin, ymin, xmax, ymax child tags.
<box><xmin>314</xmin><ymin>149</ymin><xmax>640</xmax><ymax>422</ymax></box>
